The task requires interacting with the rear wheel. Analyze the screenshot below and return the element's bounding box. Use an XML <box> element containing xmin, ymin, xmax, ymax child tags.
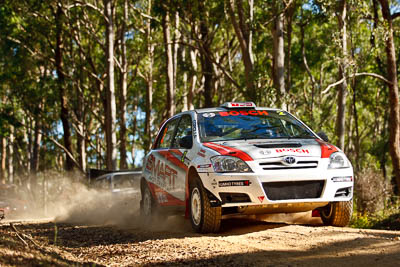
<box><xmin>189</xmin><ymin>178</ymin><xmax>221</xmax><ymax>233</ymax></box>
<box><xmin>320</xmin><ymin>200</ymin><xmax>353</xmax><ymax>227</ymax></box>
<box><xmin>140</xmin><ymin>183</ymin><xmax>156</xmax><ymax>219</ymax></box>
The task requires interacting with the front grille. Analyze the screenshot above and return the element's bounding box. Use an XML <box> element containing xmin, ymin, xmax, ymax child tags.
<box><xmin>219</xmin><ymin>193</ymin><xmax>251</xmax><ymax>204</ymax></box>
<box><xmin>254</xmin><ymin>143</ymin><xmax>302</xmax><ymax>148</ymax></box>
<box><xmin>259</xmin><ymin>160</ymin><xmax>318</xmax><ymax>170</ymax></box>
<box><xmin>262</xmin><ymin>180</ymin><xmax>324</xmax><ymax>200</ymax></box>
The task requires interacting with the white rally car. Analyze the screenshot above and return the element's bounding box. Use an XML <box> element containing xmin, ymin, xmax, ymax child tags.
<box><xmin>140</xmin><ymin>102</ymin><xmax>353</xmax><ymax>233</ymax></box>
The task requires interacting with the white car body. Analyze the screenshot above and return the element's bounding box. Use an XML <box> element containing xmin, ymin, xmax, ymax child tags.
<box><xmin>141</xmin><ymin>103</ymin><xmax>353</xmax><ymax>227</ymax></box>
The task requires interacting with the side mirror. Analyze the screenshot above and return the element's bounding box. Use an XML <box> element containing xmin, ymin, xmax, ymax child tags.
<box><xmin>179</xmin><ymin>135</ymin><xmax>193</xmax><ymax>149</ymax></box>
<box><xmin>317</xmin><ymin>131</ymin><xmax>329</xmax><ymax>143</ymax></box>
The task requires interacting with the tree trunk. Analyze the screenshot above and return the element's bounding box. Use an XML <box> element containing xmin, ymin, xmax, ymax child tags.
<box><xmin>335</xmin><ymin>0</ymin><xmax>348</xmax><ymax>150</ymax></box>
<box><xmin>379</xmin><ymin>0</ymin><xmax>400</xmax><ymax>194</ymax></box>
<box><xmin>196</xmin><ymin>1</ymin><xmax>214</xmax><ymax>108</ymax></box>
<box><xmin>55</xmin><ymin>3</ymin><xmax>74</xmax><ymax>171</ymax></box>
<box><xmin>7</xmin><ymin>126</ymin><xmax>14</xmax><ymax>184</ymax></box>
<box><xmin>227</xmin><ymin>0</ymin><xmax>256</xmax><ymax>102</ymax></box>
<box><xmin>162</xmin><ymin>5</ymin><xmax>175</xmax><ymax>117</ymax></box>
<box><xmin>119</xmin><ymin>0</ymin><xmax>128</xmax><ymax>169</ymax></box>
<box><xmin>1</xmin><ymin>137</ymin><xmax>6</xmax><ymax>184</ymax></box>
<box><xmin>188</xmin><ymin>46</ymin><xmax>197</xmax><ymax>111</ymax></box>
<box><xmin>144</xmin><ymin>0</ymin><xmax>154</xmax><ymax>152</ymax></box>
<box><xmin>271</xmin><ymin>1</ymin><xmax>285</xmax><ymax>107</ymax></box>
<box><xmin>104</xmin><ymin>0</ymin><xmax>117</xmax><ymax>170</ymax></box>
<box><xmin>285</xmin><ymin>1</ymin><xmax>296</xmax><ymax>93</ymax></box>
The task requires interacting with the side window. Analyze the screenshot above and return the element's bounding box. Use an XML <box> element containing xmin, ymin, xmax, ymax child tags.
<box><xmin>155</xmin><ymin>118</ymin><xmax>179</xmax><ymax>149</ymax></box>
<box><xmin>113</xmin><ymin>175</ymin><xmax>135</xmax><ymax>189</ymax></box>
<box><xmin>172</xmin><ymin>115</ymin><xmax>192</xmax><ymax>148</ymax></box>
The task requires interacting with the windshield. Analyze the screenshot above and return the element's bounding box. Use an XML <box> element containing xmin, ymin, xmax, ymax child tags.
<box><xmin>198</xmin><ymin>110</ymin><xmax>316</xmax><ymax>142</ymax></box>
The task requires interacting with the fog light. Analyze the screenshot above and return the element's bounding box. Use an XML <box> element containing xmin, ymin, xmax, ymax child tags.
<box><xmin>331</xmin><ymin>176</ymin><xmax>353</xmax><ymax>182</ymax></box>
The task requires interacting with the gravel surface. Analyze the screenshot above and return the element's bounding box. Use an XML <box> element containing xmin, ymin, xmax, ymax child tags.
<box><xmin>1</xmin><ymin>215</ymin><xmax>400</xmax><ymax>267</ymax></box>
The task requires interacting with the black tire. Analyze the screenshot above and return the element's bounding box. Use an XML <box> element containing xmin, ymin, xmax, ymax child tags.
<box><xmin>320</xmin><ymin>200</ymin><xmax>353</xmax><ymax>227</ymax></box>
<box><xmin>140</xmin><ymin>183</ymin><xmax>156</xmax><ymax>219</ymax></box>
<box><xmin>189</xmin><ymin>178</ymin><xmax>221</xmax><ymax>233</ymax></box>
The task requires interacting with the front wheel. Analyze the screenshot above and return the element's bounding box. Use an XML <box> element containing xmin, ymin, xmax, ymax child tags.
<box><xmin>190</xmin><ymin>179</ymin><xmax>221</xmax><ymax>233</ymax></box>
<box><xmin>320</xmin><ymin>200</ymin><xmax>353</xmax><ymax>227</ymax></box>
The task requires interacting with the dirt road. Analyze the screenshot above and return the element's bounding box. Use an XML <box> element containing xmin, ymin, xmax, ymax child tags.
<box><xmin>1</xmin><ymin>215</ymin><xmax>400</xmax><ymax>266</ymax></box>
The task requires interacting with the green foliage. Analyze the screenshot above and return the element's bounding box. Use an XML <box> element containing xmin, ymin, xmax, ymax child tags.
<box><xmin>0</xmin><ymin>0</ymin><xmax>398</xmax><ymax>190</ymax></box>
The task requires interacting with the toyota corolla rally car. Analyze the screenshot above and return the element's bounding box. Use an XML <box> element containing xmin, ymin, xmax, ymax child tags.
<box><xmin>140</xmin><ymin>102</ymin><xmax>353</xmax><ymax>233</ymax></box>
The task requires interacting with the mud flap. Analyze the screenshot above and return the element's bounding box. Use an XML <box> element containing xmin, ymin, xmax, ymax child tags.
<box><xmin>312</xmin><ymin>209</ymin><xmax>321</xmax><ymax>217</ymax></box>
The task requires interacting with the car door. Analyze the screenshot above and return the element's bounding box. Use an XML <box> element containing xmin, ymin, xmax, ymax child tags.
<box><xmin>169</xmin><ymin>114</ymin><xmax>193</xmax><ymax>202</ymax></box>
<box><xmin>144</xmin><ymin>116</ymin><xmax>182</xmax><ymax>206</ymax></box>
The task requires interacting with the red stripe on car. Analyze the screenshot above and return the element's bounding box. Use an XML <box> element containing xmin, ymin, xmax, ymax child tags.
<box><xmin>203</xmin><ymin>142</ymin><xmax>253</xmax><ymax>161</ymax></box>
<box><xmin>157</xmin><ymin>150</ymin><xmax>188</xmax><ymax>171</ymax></box>
<box><xmin>147</xmin><ymin>181</ymin><xmax>185</xmax><ymax>206</ymax></box>
<box><xmin>315</xmin><ymin>139</ymin><xmax>338</xmax><ymax>158</ymax></box>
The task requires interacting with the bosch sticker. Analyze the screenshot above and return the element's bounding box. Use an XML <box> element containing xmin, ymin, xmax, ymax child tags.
<box><xmin>276</xmin><ymin>148</ymin><xmax>309</xmax><ymax>154</ymax></box>
<box><xmin>219</xmin><ymin>110</ymin><xmax>268</xmax><ymax>116</ymax></box>
<box><xmin>219</xmin><ymin>180</ymin><xmax>251</xmax><ymax>187</ymax></box>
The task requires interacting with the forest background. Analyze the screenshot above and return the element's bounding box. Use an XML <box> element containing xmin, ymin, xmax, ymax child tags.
<box><xmin>1</xmin><ymin>0</ymin><xmax>400</xmax><ymax>222</ymax></box>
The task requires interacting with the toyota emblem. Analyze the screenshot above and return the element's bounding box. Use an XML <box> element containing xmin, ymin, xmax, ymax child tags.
<box><xmin>283</xmin><ymin>156</ymin><xmax>296</xmax><ymax>165</ymax></box>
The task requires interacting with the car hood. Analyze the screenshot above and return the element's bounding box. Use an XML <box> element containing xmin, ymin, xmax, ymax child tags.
<box><xmin>204</xmin><ymin>138</ymin><xmax>324</xmax><ymax>160</ymax></box>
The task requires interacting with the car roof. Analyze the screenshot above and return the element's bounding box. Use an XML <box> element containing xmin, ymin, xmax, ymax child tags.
<box><xmin>194</xmin><ymin>106</ymin><xmax>283</xmax><ymax>113</ymax></box>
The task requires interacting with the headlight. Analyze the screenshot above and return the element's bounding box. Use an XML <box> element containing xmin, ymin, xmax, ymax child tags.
<box><xmin>328</xmin><ymin>152</ymin><xmax>350</xmax><ymax>169</ymax></box>
<box><xmin>210</xmin><ymin>156</ymin><xmax>253</xmax><ymax>173</ymax></box>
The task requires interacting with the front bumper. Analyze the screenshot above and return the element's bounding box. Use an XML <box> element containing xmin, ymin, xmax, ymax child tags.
<box><xmin>199</xmin><ymin>165</ymin><xmax>353</xmax><ymax>213</ymax></box>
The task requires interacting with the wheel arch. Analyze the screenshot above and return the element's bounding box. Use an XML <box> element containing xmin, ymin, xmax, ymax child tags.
<box><xmin>185</xmin><ymin>166</ymin><xmax>200</xmax><ymax>217</ymax></box>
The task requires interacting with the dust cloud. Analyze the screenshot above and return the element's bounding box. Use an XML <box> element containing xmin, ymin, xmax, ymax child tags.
<box><xmin>2</xmin><ymin>173</ymin><xmax>321</xmax><ymax>232</ymax></box>
<box><xmin>1</xmin><ymin>173</ymin><xmax>192</xmax><ymax>232</ymax></box>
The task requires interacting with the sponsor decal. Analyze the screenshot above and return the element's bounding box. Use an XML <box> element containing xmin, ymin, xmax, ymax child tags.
<box><xmin>259</xmin><ymin>149</ymin><xmax>272</xmax><ymax>155</ymax></box>
<box><xmin>275</xmin><ymin>148</ymin><xmax>310</xmax><ymax>154</ymax></box>
<box><xmin>218</xmin><ymin>180</ymin><xmax>251</xmax><ymax>187</ymax></box>
<box><xmin>197</xmin><ymin>152</ymin><xmax>205</xmax><ymax>157</ymax></box>
<box><xmin>219</xmin><ymin>110</ymin><xmax>269</xmax><ymax>117</ymax></box>
<box><xmin>197</xmin><ymin>164</ymin><xmax>212</xmax><ymax>169</ymax></box>
<box><xmin>202</xmin><ymin>113</ymin><xmax>215</xmax><ymax>118</ymax></box>
<box><xmin>147</xmin><ymin>181</ymin><xmax>185</xmax><ymax>206</ymax></box>
<box><xmin>156</xmin><ymin>191</ymin><xmax>167</xmax><ymax>203</ymax></box>
<box><xmin>192</xmin><ymin>119</ymin><xmax>197</xmax><ymax>137</ymax></box>
<box><xmin>200</xmin><ymin>149</ymin><xmax>206</xmax><ymax>153</ymax></box>
<box><xmin>145</xmin><ymin>154</ymin><xmax>178</xmax><ymax>190</ymax></box>
<box><xmin>211</xmin><ymin>179</ymin><xmax>217</xmax><ymax>189</ymax></box>
<box><xmin>258</xmin><ymin>196</ymin><xmax>265</xmax><ymax>203</ymax></box>
<box><xmin>181</xmin><ymin>151</ymin><xmax>188</xmax><ymax>162</ymax></box>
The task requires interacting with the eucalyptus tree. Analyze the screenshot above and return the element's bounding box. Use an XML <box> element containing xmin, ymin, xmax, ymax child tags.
<box><xmin>378</xmin><ymin>0</ymin><xmax>400</xmax><ymax>193</ymax></box>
